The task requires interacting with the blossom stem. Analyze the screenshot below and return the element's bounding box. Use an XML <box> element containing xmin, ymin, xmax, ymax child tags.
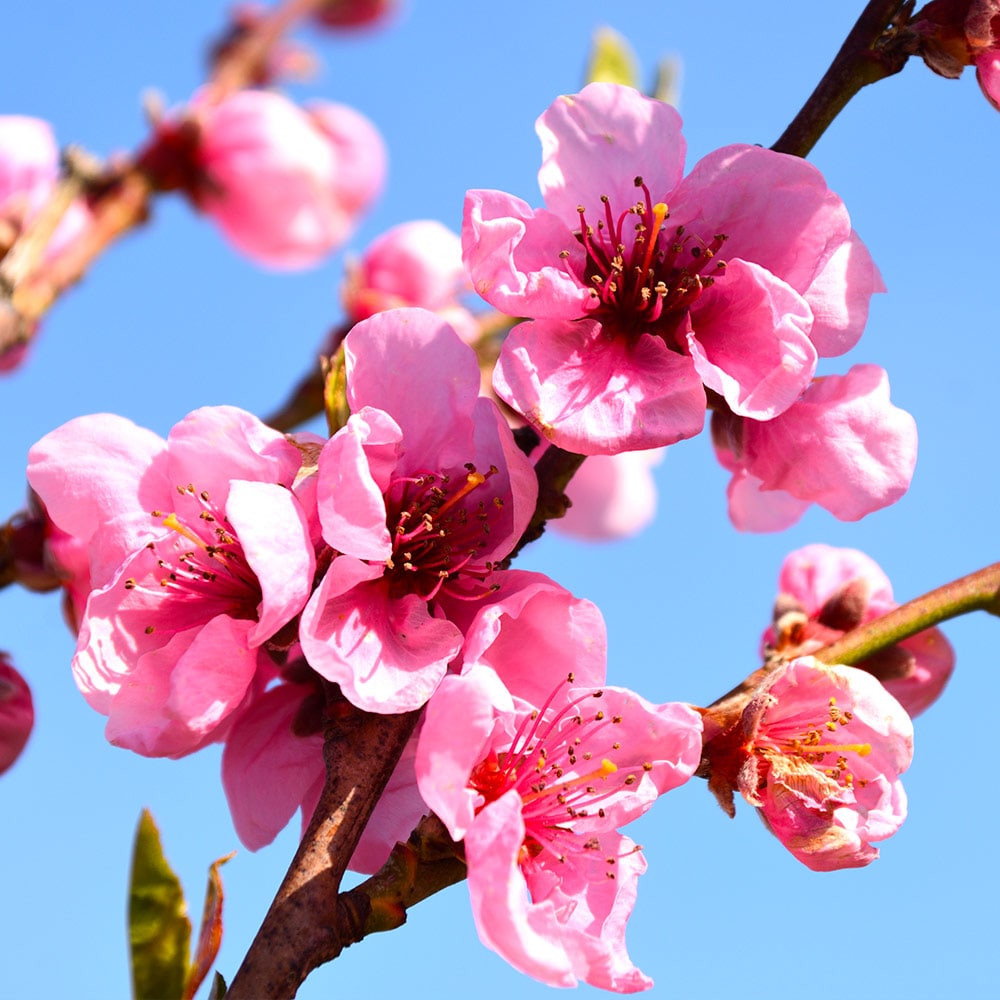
<box><xmin>703</xmin><ymin>560</ymin><xmax>1000</xmax><ymax>733</ymax></box>
<box><xmin>337</xmin><ymin>815</ymin><xmax>468</xmax><ymax>940</ymax></box>
<box><xmin>504</xmin><ymin>445</ymin><xmax>586</xmax><ymax>563</ymax></box>
<box><xmin>225</xmin><ymin>692</ymin><xmax>419</xmax><ymax>999</ymax></box>
<box><xmin>771</xmin><ymin>0</ymin><xmax>914</xmax><ymax>158</ymax></box>
<box><xmin>209</xmin><ymin>0</ymin><xmax>332</xmax><ymax>96</ymax></box>
<box><xmin>0</xmin><ymin>0</ymin><xmax>332</xmax><ymax>345</ymax></box>
<box><xmin>814</xmin><ymin>560</ymin><xmax>1000</xmax><ymax>666</ymax></box>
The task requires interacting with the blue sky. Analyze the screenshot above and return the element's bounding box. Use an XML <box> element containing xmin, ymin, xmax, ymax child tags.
<box><xmin>2</xmin><ymin>3</ymin><xmax>998</xmax><ymax>998</ymax></box>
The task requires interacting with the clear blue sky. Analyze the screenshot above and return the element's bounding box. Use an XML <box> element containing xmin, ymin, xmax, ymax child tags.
<box><xmin>2</xmin><ymin>3</ymin><xmax>997</xmax><ymax>998</ymax></box>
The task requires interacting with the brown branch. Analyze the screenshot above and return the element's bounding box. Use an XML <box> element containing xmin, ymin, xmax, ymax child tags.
<box><xmin>772</xmin><ymin>0</ymin><xmax>915</xmax><ymax>157</ymax></box>
<box><xmin>701</xmin><ymin>560</ymin><xmax>1000</xmax><ymax>741</ymax></box>
<box><xmin>225</xmin><ymin>695</ymin><xmax>419</xmax><ymax>999</ymax></box>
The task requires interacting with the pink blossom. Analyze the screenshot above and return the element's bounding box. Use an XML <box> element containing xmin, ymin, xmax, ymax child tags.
<box><xmin>0</xmin><ymin>116</ymin><xmax>90</xmax><ymax>372</ymax></box>
<box><xmin>705</xmin><ymin>657</ymin><xmax>913</xmax><ymax>871</ymax></box>
<box><xmin>299</xmin><ymin>308</ymin><xmax>537</xmax><ymax>713</ymax></box>
<box><xmin>763</xmin><ymin>544</ymin><xmax>954</xmax><ymax>717</ymax></box>
<box><xmin>912</xmin><ymin>0</ymin><xmax>1000</xmax><ymax>109</ymax></box>
<box><xmin>192</xmin><ymin>90</ymin><xmax>384</xmax><ymax>268</ymax></box>
<box><xmin>27</xmin><ymin>406</ymin><xmax>315</xmax><ymax>757</ymax></box>
<box><xmin>0</xmin><ymin>654</ymin><xmax>33</xmax><ymax>775</ymax></box>
<box><xmin>417</xmin><ymin>664</ymin><xmax>702</xmax><ymax>991</ymax></box>
<box><xmin>464</xmin><ymin>82</ymin><xmax>882</xmax><ymax>455</ymax></box>
<box><xmin>554</xmin><ymin>449</ymin><xmax>664</xmax><ymax>541</ymax></box>
<box><xmin>712</xmin><ymin>364</ymin><xmax>917</xmax><ymax>531</ymax></box>
<box><xmin>342</xmin><ymin>220</ymin><xmax>478</xmax><ymax>342</ymax></box>
<box><xmin>0</xmin><ymin>116</ymin><xmax>89</xmax><ymax>258</ymax></box>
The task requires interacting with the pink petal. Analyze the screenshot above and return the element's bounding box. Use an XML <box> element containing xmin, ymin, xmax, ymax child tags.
<box><xmin>166</xmin><ymin>405</ymin><xmax>304</xmax><ymax>503</ymax></box>
<box><xmin>316</xmin><ymin>409</ymin><xmax>400</xmax><ymax>559</ymax></box>
<box><xmin>669</xmin><ymin>144</ymin><xmax>882</xmax><ymax>356</ymax></box>
<box><xmin>463</xmin><ymin>190</ymin><xmax>590</xmax><ymax>319</ymax></box>
<box><xmin>344</xmin><ymin>309</ymin><xmax>482</xmax><ymax>453</ymax></box>
<box><xmin>225</xmin><ymin>480</ymin><xmax>315</xmax><ymax>645</ymax></box>
<box><xmin>196</xmin><ymin>89</ymin><xmax>351</xmax><ymax>269</ymax></box>
<box><xmin>494</xmin><ymin>318</ymin><xmax>705</xmax><ymax>455</ymax></box>
<box><xmin>522</xmin><ymin>832</ymin><xmax>653</xmax><ymax>992</ymax></box>
<box><xmin>777</xmin><ymin>543</ymin><xmax>894</xmax><ymax>615</ymax></box>
<box><xmin>464</xmin><ymin>790</ymin><xmax>578</xmax><ymax>988</ymax></box>
<box><xmin>415</xmin><ymin>666</ymin><xmax>514</xmax><ymax>840</ymax></box>
<box><xmin>346</xmin><ymin>219</ymin><xmax>467</xmax><ymax>316</ymax></box>
<box><xmin>104</xmin><ymin>615</ymin><xmax>257</xmax><ymax>758</ymax></box>
<box><xmin>222</xmin><ymin>682</ymin><xmax>324</xmax><ymax>850</ymax></box>
<box><xmin>743</xmin><ymin>365</ymin><xmax>918</xmax><ymax>521</ymax></box>
<box><xmin>536</xmin><ymin>82</ymin><xmax>686</xmax><ymax>225</ymax></box>
<box><xmin>976</xmin><ymin>51</ymin><xmax>1000</xmax><ymax>110</ymax></box>
<box><xmin>27</xmin><ymin>414</ymin><xmax>170</xmax><ymax>587</ymax></box>
<box><xmin>725</xmin><ymin>467</ymin><xmax>810</xmax><ymax>533</ymax></box>
<box><xmin>889</xmin><ymin>629</ymin><xmax>955</xmax><ymax>717</ymax></box>
<box><xmin>299</xmin><ymin>558</ymin><xmax>461</xmax><ymax>712</ymax></box>
<box><xmin>306</xmin><ymin>100</ymin><xmax>386</xmax><ymax>215</ymax></box>
<box><xmin>687</xmin><ymin>259</ymin><xmax>816</xmax><ymax>419</ymax></box>
<box><xmin>457</xmin><ymin>569</ymin><xmax>608</xmax><ymax>704</ymax></box>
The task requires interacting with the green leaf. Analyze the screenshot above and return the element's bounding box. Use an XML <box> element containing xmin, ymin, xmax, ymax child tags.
<box><xmin>129</xmin><ymin>809</ymin><xmax>192</xmax><ymax>1000</ymax></box>
<box><xmin>653</xmin><ymin>55</ymin><xmax>684</xmax><ymax>107</ymax></box>
<box><xmin>182</xmin><ymin>851</ymin><xmax>235</xmax><ymax>1000</ymax></box>
<box><xmin>585</xmin><ymin>27</ymin><xmax>639</xmax><ymax>89</ymax></box>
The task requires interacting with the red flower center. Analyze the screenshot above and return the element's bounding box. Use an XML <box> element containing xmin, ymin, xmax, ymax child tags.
<box><xmin>124</xmin><ymin>483</ymin><xmax>261</xmax><ymax>632</ymax></box>
<box><xmin>382</xmin><ymin>462</ymin><xmax>502</xmax><ymax>601</ymax></box>
<box><xmin>573</xmin><ymin>176</ymin><xmax>728</xmax><ymax>345</ymax></box>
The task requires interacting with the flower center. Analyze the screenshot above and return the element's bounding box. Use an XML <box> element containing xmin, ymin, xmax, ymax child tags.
<box><xmin>382</xmin><ymin>462</ymin><xmax>502</xmax><ymax>601</ymax></box>
<box><xmin>123</xmin><ymin>483</ymin><xmax>261</xmax><ymax>632</ymax></box>
<box><xmin>467</xmin><ymin>674</ymin><xmax>652</xmax><ymax>872</ymax></box>
<box><xmin>572</xmin><ymin>176</ymin><xmax>728</xmax><ymax>345</ymax></box>
<box><xmin>760</xmin><ymin>696</ymin><xmax>872</xmax><ymax>792</ymax></box>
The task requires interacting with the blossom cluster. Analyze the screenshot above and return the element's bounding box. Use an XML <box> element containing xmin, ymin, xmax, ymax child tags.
<box><xmin>25</xmin><ymin>308</ymin><xmax>705</xmax><ymax>989</ymax></box>
<box><xmin>464</xmin><ymin>83</ymin><xmax>917</xmax><ymax>531</ymax></box>
<box><xmin>14</xmin><ymin>78</ymin><xmax>945</xmax><ymax>993</ymax></box>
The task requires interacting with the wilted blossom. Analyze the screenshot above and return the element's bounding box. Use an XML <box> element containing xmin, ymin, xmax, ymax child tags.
<box><xmin>299</xmin><ymin>308</ymin><xmax>537</xmax><ymax>713</ymax></box>
<box><xmin>0</xmin><ymin>654</ymin><xmax>33</xmax><ymax>774</ymax></box>
<box><xmin>464</xmin><ymin>82</ymin><xmax>882</xmax><ymax>455</ymax></box>
<box><xmin>763</xmin><ymin>544</ymin><xmax>954</xmax><ymax>716</ymax></box>
<box><xmin>711</xmin><ymin>364</ymin><xmax>917</xmax><ymax>531</ymax></box>
<box><xmin>27</xmin><ymin>406</ymin><xmax>315</xmax><ymax>757</ymax></box>
<box><xmin>704</xmin><ymin>656</ymin><xmax>913</xmax><ymax>871</ymax></box>
<box><xmin>0</xmin><ymin>116</ymin><xmax>90</xmax><ymax>372</ymax></box>
<box><xmin>554</xmin><ymin>449</ymin><xmax>664</xmax><ymax>542</ymax></box>
<box><xmin>342</xmin><ymin>220</ymin><xmax>478</xmax><ymax>342</ymax></box>
<box><xmin>417</xmin><ymin>655</ymin><xmax>702</xmax><ymax>991</ymax></box>
<box><xmin>190</xmin><ymin>89</ymin><xmax>385</xmax><ymax>268</ymax></box>
<box><xmin>912</xmin><ymin>0</ymin><xmax>1000</xmax><ymax>109</ymax></box>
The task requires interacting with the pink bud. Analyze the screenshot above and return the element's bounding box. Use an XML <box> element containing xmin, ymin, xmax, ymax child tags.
<box><xmin>342</xmin><ymin>220</ymin><xmax>474</xmax><ymax>338</ymax></box>
<box><xmin>312</xmin><ymin>0</ymin><xmax>397</xmax><ymax>30</ymax></box>
<box><xmin>194</xmin><ymin>90</ymin><xmax>384</xmax><ymax>269</ymax></box>
<box><xmin>0</xmin><ymin>655</ymin><xmax>33</xmax><ymax>775</ymax></box>
<box><xmin>306</xmin><ymin>101</ymin><xmax>386</xmax><ymax>216</ymax></box>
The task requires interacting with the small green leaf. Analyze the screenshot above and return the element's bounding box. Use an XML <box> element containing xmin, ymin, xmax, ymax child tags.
<box><xmin>653</xmin><ymin>55</ymin><xmax>684</xmax><ymax>107</ymax></box>
<box><xmin>129</xmin><ymin>809</ymin><xmax>192</xmax><ymax>1000</ymax></box>
<box><xmin>182</xmin><ymin>851</ymin><xmax>235</xmax><ymax>1000</ymax></box>
<box><xmin>322</xmin><ymin>345</ymin><xmax>350</xmax><ymax>437</ymax></box>
<box><xmin>585</xmin><ymin>27</ymin><xmax>639</xmax><ymax>89</ymax></box>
